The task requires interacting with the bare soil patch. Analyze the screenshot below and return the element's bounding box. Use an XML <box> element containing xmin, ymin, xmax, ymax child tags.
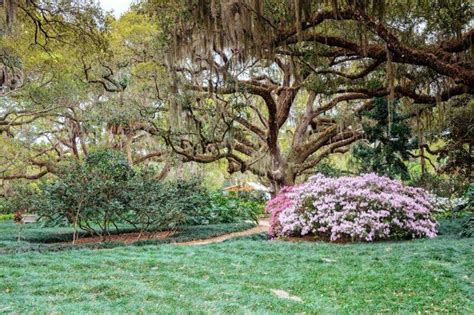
<box><xmin>64</xmin><ymin>231</ymin><xmax>175</xmax><ymax>245</ymax></box>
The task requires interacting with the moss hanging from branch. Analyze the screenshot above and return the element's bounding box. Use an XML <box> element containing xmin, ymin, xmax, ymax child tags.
<box><xmin>170</xmin><ymin>0</ymin><xmax>400</xmax><ymax>64</ymax></box>
<box><xmin>385</xmin><ymin>47</ymin><xmax>394</xmax><ymax>138</ymax></box>
<box><xmin>1</xmin><ymin>0</ymin><xmax>15</xmax><ymax>34</ymax></box>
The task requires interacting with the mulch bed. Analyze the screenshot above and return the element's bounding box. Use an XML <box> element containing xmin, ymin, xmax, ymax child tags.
<box><xmin>64</xmin><ymin>230</ymin><xmax>175</xmax><ymax>245</ymax></box>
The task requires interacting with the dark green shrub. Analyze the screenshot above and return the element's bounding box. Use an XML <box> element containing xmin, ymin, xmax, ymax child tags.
<box><xmin>126</xmin><ymin>176</ymin><xmax>263</xmax><ymax>226</ymax></box>
<box><xmin>459</xmin><ymin>184</ymin><xmax>473</xmax><ymax>237</ymax></box>
<box><xmin>314</xmin><ymin>158</ymin><xmax>346</xmax><ymax>178</ymax></box>
<box><xmin>351</xmin><ymin>97</ymin><xmax>417</xmax><ymax>180</ymax></box>
<box><xmin>461</xmin><ymin>216</ymin><xmax>474</xmax><ymax>237</ymax></box>
<box><xmin>123</xmin><ymin>173</ymin><xmax>211</xmax><ymax>231</ymax></box>
<box><xmin>226</xmin><ymin>189</ymin><xmax>269</xmax><ymax>203</ymax></box>
<box><xmin>0</xmin><ymin>185</ymin><xmax>39</xmax><ymax>215</ymax></box>
<box><xmin>36</xmin><ymin>150</ymin><xmax>134</xmax><ymax>239</ymax></box>
<box><xmin>436</xmin><ymin>184</ymin><xmax>474</xmax><ymax>238</ymax></box>
<box><xmin>437</xmin><ymin>218</ymin><xmax>465</xmax><ymax>236</ymax></box>
<box><xmin>0</xmin><ymin>198</ymin><xmax>7</xmax><ymax>214</ymax></box>
<box><xmin>409</xmin><ymin>173</ymin><xmax>468</xmax><ymax>198</ymax></box>
<box><xmin>194</xmin><ymin>192</ymin><xmax>263</xmax><ymax>225</ymax></box>
<box><xmin>11</xmin><ymin>151</ymin><xmax>263</xmax><ymax>240</ymax></box>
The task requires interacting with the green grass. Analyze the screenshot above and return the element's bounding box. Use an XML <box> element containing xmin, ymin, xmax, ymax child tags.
<box><xmin>0</xmin><ymin>220</ymin><xmax>255</xmax><ymax>254</ymax></box>
<box><xmin>0</xmin><ymin>220</ymin><xmax>472</xmax><ymax>313</ymax></box>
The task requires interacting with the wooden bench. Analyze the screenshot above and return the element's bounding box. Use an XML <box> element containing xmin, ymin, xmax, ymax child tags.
<box><xmin>21</xmin><ymin>214</ymin><xmax>39</xmax><ymax>224</ymax></box>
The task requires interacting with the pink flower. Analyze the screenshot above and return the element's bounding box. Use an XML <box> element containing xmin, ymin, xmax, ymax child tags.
<box><xmin>267</xmin><ymin>173</ymin><xmax>437</xmax><ymax>242</ymax></box>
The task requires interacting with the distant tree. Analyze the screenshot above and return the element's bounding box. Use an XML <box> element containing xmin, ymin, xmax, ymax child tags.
<box><xmin>422</xmin><ymin>97</ymin><xmax>474</xmax><ymax>181</ymax></box>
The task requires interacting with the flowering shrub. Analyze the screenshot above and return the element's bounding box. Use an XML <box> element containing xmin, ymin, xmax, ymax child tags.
<box><xmin>266</xmin><ymin>174</ymin><xmax>437</xmax><ymax>242</ymax></box>
<box><xmin>266</xmin><ymin>186</ymin><xmax>294</xmax><ymax>236</ymax></box>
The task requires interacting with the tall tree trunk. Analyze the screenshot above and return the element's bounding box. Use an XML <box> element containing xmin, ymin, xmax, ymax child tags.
<box><xmin>420</xmin><ymin>145</ymin><xmax>426</xmax><ymax>176</ymax></box>
<box><xmin>78</xmin><ymin>130</ymin><xmax>88</xmax><ymax>157</ymax></box>
<box><xmin>269</xmin><ymin>160</ymin><xmax>296</xmax><ymax>195</ymax></box>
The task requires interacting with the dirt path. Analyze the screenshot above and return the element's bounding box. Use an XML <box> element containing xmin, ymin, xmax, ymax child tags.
<box><xmin>176</xmin><ymin>218</ymin><xmax>270</xmax><ymax>246</ymax></box>
<box><xmin>72</xmin><ymin>231</ymin><xmax>174</xmax><ymax>245</ymax></box>
<box><xmin>55</xmin><ymin>219</ymin><xmax>270</xmax><ymax>246</ymax></box>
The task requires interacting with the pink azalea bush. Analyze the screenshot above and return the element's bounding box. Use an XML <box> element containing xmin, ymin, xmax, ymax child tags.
<box><xmin>266</xmin><ymin>173</ymin><xmax>437</xmax><ymax>242</ymax></box>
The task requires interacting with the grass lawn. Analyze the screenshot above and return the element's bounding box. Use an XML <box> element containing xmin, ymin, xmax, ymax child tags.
<box><xmin>0</xmin><ymin>219</ymin><xmax>472</xmax><ymax>313</ymax></box>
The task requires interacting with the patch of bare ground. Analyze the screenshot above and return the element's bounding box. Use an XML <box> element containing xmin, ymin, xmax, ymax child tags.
<box><xmin>63</xmin><ymin>231</ymin><xmax>175</xmax><ymax>245</ymax></box>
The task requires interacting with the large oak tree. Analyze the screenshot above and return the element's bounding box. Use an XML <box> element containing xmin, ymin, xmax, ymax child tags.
<box><xmin>146</xmin><ymin>0</ymin><xmax>473</xmax><ymax>190</ymax></box>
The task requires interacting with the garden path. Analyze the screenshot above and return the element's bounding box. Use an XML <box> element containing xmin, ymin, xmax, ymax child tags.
<box><xmin>176</xmin><ymin>218</ymin><xmax>270</xmax><ymax>246</ymax></box>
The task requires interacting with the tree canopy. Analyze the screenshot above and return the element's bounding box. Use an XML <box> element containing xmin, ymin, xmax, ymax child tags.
<box><xmin>0</xmin><ymin>0</ymin><xmax>472</xmax><ymax>192</ymax></box>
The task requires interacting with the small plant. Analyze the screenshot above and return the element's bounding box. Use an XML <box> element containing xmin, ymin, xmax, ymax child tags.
<box><xmin>267</xmin><ymin>173</ymin><xmax>437</xmax><ymax>242</ymax></box>
<box><xmin>0</xmin><ymin>213</ymin><xmax>14</xmax><ymax>221</ymax></box>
